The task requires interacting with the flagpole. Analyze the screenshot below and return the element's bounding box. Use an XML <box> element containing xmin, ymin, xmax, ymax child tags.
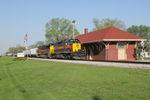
<box><xmin>26</xmin><ymin>40</ymin><xmax>28</xmax><ymax>59</ymax></box>
<box><xmin>24</xmin><ymin>34</ymin><xmax>28</xmax><ymax>59</ymax></box>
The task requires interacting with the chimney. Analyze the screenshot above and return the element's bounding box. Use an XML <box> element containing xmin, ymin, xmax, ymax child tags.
<box><xmin>84</xmin><ymin>28</ymin><xmax>88</xmax><ymax>34</ymax></box>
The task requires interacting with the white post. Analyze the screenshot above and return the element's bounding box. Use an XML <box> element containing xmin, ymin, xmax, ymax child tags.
<box><xmin>140</xmin><ymin>41</ymin><xmax>145</xmax><ymax>60</ymax></box>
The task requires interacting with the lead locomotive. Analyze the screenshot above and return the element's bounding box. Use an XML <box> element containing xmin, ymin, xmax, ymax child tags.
<box><xmin>36</xmin><ymin>39</ymin><xmax>83</xmax><ymax>59</ymax></box>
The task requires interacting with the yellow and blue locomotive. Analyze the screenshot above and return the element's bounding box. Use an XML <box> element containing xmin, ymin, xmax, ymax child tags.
<box><xmin>37</xmin><ymin>39</ymin><xmax>82</xmax><ymax>59</ymax></box>
<box><xmin>50</xmin><ymin>39</ymin><xmax>81</xmax><ymax>59</ymax></box>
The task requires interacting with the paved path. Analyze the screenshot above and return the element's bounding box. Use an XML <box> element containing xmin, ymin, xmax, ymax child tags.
<box><xmin>30</xmin><ymin>58</ymin><xmax>150</xmax><ymax>69</ymax></box>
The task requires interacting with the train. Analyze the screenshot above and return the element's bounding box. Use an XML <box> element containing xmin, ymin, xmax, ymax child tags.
<box><xmin>23</xmin><ymin>39</ymin><xmax>85</xmax><ymax>59</ymax></box>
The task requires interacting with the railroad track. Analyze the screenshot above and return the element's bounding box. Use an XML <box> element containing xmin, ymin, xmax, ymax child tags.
<box><xmin>30</xmin><ymin>57</ymin><xmax>150</xmax><ymax>69</ymax></box>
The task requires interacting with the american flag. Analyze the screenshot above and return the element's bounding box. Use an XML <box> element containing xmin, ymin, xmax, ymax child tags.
<box><xmin>24</xmin><ymin>34</ymin><xmax>28</xmax><ymax>43</ymax></box>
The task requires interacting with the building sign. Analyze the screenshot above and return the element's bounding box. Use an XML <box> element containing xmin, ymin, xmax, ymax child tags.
<box><xmin>118</xmin><ymin>45</ymin><xmax>125</xmax><ymax>48</ymax></box>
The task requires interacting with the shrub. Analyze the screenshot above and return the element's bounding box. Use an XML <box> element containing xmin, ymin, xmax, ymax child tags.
<box><xmin>13</xmin><ymin>57</ymin><xmax>27</xmax><ymax>61</ymax></box>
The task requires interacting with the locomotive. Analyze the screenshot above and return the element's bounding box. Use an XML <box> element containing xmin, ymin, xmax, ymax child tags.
<box><xmin>37</xmin><ymin>44</ymin><xmax>51</xmax><ymax>58</ymax></box>
<box><xmin>36</xmin><ymin>39</ymin><xmax>83</xmax><ymax>59</ymax></box>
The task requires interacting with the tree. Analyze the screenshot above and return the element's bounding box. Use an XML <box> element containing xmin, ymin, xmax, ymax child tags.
<box><xmin>45</xmin><ymin>18</ymin><xmax>80</xmax><ymax>43</ymax></box>
<box><xmin>93</xmin><ymin>18</ymin><xmax>126</xmax><ymax>30</ymax></box>
<box><xmin>29</xmin><ymin>41</ymin><xmax>45</xmax><ymax>48</ymax></box>
<box><xmin>127</xmin><ymin>25</ymin><xmax>150</xmax><ymax>40</ymax></box>
<box><xmin>35</xmin><ymin>41</ymin><xmax>45</xmax><ymax>46</ymax></box>
<box><xmin>7</xmin><ymin>46</ymin><xmax>26</xmax><ymax>54</ymax></box>
<box><xmin>127</xmin><ymin>25</ymin><xmax>150</xmax><ymax>52</ymax></box>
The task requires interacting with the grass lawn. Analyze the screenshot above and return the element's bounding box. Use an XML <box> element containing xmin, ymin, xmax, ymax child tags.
<box><xmin>0</xmin><ymin>57</ymin><xmax>150</xmax><ymax>100</ymax></box>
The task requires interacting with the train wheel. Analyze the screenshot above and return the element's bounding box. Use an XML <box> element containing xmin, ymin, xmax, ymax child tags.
<box><xmin>48</xmin><ymin>54</ymin><xmax>52</xmax><ymax>59</ymax></box>
<box><xmin>67</xmin><ymin>54</ymin><xmax>73</xmax><ymax>60</ymax></box>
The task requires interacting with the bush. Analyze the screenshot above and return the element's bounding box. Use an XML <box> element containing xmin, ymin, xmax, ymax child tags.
<box><xmin>13</xmin><ymin>57</ymin><xmax>27</xmax><ymax>61</ymax></box>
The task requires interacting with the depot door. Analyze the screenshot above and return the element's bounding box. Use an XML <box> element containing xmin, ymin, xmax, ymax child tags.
<box><xmin>118</xmin><ymin>44</ymin><xmax>126</xmax><ymax>60</ymax></box>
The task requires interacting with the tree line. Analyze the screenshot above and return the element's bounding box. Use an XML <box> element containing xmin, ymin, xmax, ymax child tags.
<box><xmin>6</xmin><ymin>46</ymin><xmax>26</xmax><ymax>54</ymax></box>
<box><xmin>7</xmin><ymin>18</ymin><xmax>150</xmax><ymax>54</ymax></box>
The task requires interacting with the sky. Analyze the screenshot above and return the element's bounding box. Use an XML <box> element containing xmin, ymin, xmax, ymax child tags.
<box><xmin>0</xmin><ymin>0</ymin><xmax>150</xmax><ymax>54</ymax></box>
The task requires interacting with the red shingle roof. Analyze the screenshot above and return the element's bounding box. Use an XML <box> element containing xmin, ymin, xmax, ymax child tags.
<box><xmin>75</xmin><ymin>26</ymin><xmax>145</xmax><ymax>43</ymax></box>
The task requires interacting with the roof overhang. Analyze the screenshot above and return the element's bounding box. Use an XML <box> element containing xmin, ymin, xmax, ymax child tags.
<box><xmin>81</xmin><ymin>39</ymin><xmax>147</xmax><ymax>44</ymax></box>
<box><xmin>103</xmin><ymin>39</ymin><xmax>147</xmax><ymax>41</ymax></box>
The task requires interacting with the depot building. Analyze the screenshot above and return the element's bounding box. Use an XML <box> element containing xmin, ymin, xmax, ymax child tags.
<box><xmin>75</xmin><ymin>26</ymin><xmax>146</xmax><ymax>61</ymax></box>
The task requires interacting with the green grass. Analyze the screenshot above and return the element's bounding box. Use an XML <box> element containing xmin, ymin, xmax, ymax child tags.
<box><xmin>0</xmin><ymin>57</ymin><xmax>150</xmax><ymax>100</ymax></box>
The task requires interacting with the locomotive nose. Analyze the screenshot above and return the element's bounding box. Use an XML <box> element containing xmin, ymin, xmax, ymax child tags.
<box><xmin>72</xmin><ymin>43</ymin><xmax>81</xmax><ymax>52</ymax></box>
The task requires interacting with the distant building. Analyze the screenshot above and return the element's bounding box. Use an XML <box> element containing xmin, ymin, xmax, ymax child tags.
<box><xmin>76</xmin><ymin>26</ymin><xmax>146</xmax><ymax>60</ymax></box>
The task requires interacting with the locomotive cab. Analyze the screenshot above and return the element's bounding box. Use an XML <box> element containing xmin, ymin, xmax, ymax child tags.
<box><xmin>72</xmin><ymin>39</ymin><xmax>81</xmax><ymax>53</ymax></box>
<box><xmin>64</xmin><ymin>39</ymin><xmax>81</xmax><ymax>53</ymax></box>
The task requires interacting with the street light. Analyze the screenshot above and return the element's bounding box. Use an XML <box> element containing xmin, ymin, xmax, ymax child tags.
<box><xmin>72</xmin><ymin>20</ymin><xmax>79</xmax><ymax>39</ymax></box>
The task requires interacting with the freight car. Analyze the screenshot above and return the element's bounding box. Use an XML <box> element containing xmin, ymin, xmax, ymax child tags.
<box><xmin>23</xmin><ymin>48</ymin><xmax>38</xmax><ymax>57</ymax></box>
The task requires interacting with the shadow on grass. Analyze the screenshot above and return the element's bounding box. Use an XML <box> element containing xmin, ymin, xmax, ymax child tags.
<box><xmin>92</xmin><ymin>96</ymin><xmax>102</xmax><ymax>100</ymax></box>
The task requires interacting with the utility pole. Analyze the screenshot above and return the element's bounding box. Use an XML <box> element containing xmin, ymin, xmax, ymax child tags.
<box><xmin>72</xmin><ymin>20</ymin><xmax>76</xmax><ymax>39</ymax></box>
<box><xmin>72</xmin><ymin>20</ymin><xmax>79</xmax><ymax>39</ymax></box>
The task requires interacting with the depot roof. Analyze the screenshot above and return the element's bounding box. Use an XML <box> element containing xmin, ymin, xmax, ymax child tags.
<box><xmin>75</xmin><ymin>26</ymin><xmax>146</xmax><ymax>43</ymax></box>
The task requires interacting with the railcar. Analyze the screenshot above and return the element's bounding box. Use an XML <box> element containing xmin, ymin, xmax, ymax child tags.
<box><xmin>49</xmin><ymin>39</ymin><xmax>82</xmax><ymax>59</ymax></box>
<box><xmin>37</xmin><ymin>44</ymin><xmax>51</xmax><ymax>58</ymax></box>
<box><xmin>23</xmin><ymin>48</ymin><xmax>38</xmax><ymax>57</ymax></box>
<box><xmin>23</xmin><ymin>49</ymin><xmax>30</xmax><ymax>57</ymax></box>
<box><xmin>28</xmin><ymin>48</ymin><xmax>38</xmax><ymax>57</ymax></box>
<box><xmin>36</xmin><ymin>39</ymin><xmax>83</xmax><ymax>59</ymax></box>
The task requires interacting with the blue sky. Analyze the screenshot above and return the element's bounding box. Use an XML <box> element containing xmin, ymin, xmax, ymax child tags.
<box><xmin>0</xmin><ymin>0</ymin><xmax>150</xmax><ymax>54</ymax></box>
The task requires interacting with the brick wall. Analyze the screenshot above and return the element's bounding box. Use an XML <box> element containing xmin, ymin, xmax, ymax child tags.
<box><xmin>94</xmin><ymin>48</ymin><xmax>106</xmax><ymax>60</ymax></box>
<box><xmin>107</xmin><ymin>42</ymin><xmax>118</xmax><ymax>60</ymax></box>
<box><xmin>86</xmin><ymin>41</ymin><xmax>136</xmax><ymax>61</ymax></box>
<box><xmin>126</xmin><ymin>42</ymin><xmax>136</xmax><ymax>60</ymax></box>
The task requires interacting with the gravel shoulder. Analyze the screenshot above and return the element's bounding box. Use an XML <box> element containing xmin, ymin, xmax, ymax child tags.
<box><xmin>30</xmin><ymin>58</ymin><xmax>150</xmax><ymax>69</ymax></box>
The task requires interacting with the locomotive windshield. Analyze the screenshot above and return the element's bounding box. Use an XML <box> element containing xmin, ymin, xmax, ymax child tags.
<box><xmin>68</xmin><ymin>39</ymin><xmax>80</xmax><ymax>43</ymax></box>
<box><xmin>74</xmin><ymin>39</ymin><xmax>80</xmax><ymax>43</ymax></box>
<box><xmin>55</xmin><ymin>39</ymin><xmax>80</xmax><ymax>46</ymax></box>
